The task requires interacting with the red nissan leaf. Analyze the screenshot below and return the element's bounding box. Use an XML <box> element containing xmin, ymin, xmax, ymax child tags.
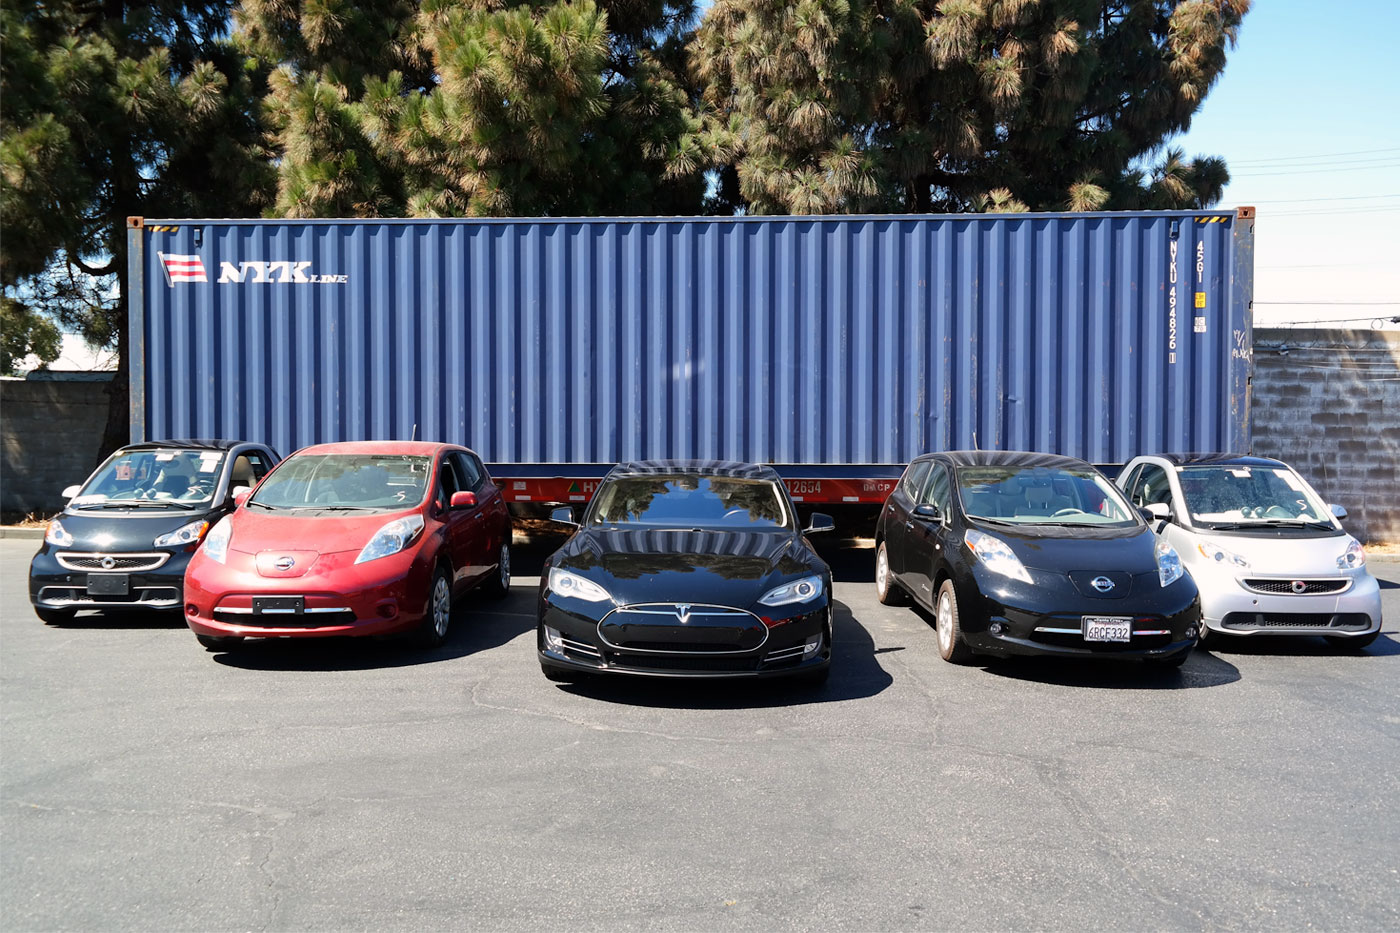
<box><xmin>183</xmin><ymin>441</ymin><xmax>511</xmax><ymax>651</ymax></box>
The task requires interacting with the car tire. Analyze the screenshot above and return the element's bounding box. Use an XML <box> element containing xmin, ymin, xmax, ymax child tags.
<box><xmin>34</xmin><ymin>607</ymin><xmax>75</xmax><ymax>625</ymax></box>
<box><xmin>1325</xmin><ymin>630</ymin><xmax>1380</xmax><ymax>652</ymax></box>
<box><xmin>874</xmin><ymin>542</ymin><xmax>906</xmax><ymax>606</ymax></box>
<box><xmin>1196</xmin><ymin>625</ymin><xmax>1219</xmax><ymax>649</ymax></box>
<box><xmin>934</xmin><ymin>579</ymin><xmax>973</xmax><ymax>664</ymax></box>
<box><xmin>416</xmin><ymin>566</ymin><xmax>453</xmax><ymax>648</ymax></box>
<box><xmin>196</xmin><ymin>634</ymin><xmax>244</xmax><ymax>651</ymax></box>
<box><xmin>482</xmin><ymin>539</ymin><xmax>511</xmax><ymax>599</ymax></box>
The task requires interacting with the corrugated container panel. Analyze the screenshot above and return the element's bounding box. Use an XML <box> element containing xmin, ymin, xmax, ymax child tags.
<box><xmin>130</xmin><ymin>211</ymin><xmax>1253</xmax><ymax>466</ymax></box>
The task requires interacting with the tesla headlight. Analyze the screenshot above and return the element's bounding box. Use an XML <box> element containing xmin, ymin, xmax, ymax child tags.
<box><xmin>202</xmin><ymin>518</ymin><xmax>232</xmax><ymax>564</ymax></box>
<box><xmin>1197</xmin><ymin>540</ymin><xmax>1249</xmax><ymax>569</ymax></box>
<box><xmin>154</xmin><ymin>519</ymin><xmax>209</xmax><ymax>548</ymax></box>
<box><xmin>759</xmin><ymin>575</ymin><xmax>824</xmax><ymax>607</ymax></box>
<box><xmin>964</xmin><ymin>530</ymin><xmax>1033</xmax><ymax>584</ymax></box>
<box><xmin>355</xmin><ymin>514</ymin><xmax>425</xmax><ymax>564</ymax></box>
<box><xmin>1155</xmin><ymin>539</ymin><xmax>1185</xmax><ymax>587</ymax></box>
<box><xmin>547</xmin><ymin>568</ymin><xmax>614</xmax><ymax>603</ymax></box>
<box><xmin>45</xmin><ymin>519</ymin><xmax>74</xmax><ymax>547</ymax></box>
<box><xmin>1337</xmin><ymin>537</ymin><xmax>1366</xmax><ymax>570</ymax></box>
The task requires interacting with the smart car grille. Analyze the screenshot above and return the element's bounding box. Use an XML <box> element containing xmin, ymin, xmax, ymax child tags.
<box><xmin>56</xmin><ymin>552</ymin><xmax>169</xmax><ymax>572</ymax></box>
<box><xmin>1221</xmin><ymin>612</ymin><xmax>1371</xmax><ymax>630</ymax></box>
<box><xmin>37</xmin><ymin>586</ymin><xmax>180</xmax><ymax>607</ymax></box>
<box><xmin>1242</xmin><ymin>578</ymin><xmax>1350</xmax><ymax>595</ymax></box>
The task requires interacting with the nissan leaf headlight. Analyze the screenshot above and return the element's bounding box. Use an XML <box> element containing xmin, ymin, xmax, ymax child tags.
<box><xmin>1197</xmin><ymin>540</ymin><xmax>1249</xmax><ymax>570</ymax></box>
<box><xmin>355</xmin><ymin>514</ymin><xmax>425</xmax><ymax>564</ymax></box>
<box><xmin>758</xmin><ymin>575</ymin><xmax>824</xmax><ymax>607</ymax></box>
<box><xmin>964</xmin><ymin>530</ymin><xmax>1033</xmax><ymax>584</ymax></box>
<box><xmin>1337</xmin><ymin>537</ymin><xmax>1366</xmax><ymax>570</ymax></box>
<box><xmin>154</xmin><ymin>519</ymin><xmax>209</xmax><ymax>548</ymax></box>
<box><xmin>202</xmin><ymin>518</ymin><xmax>232</xmax><ymax>564</ymax></box>
<box><xmin>45</xmin><ymin>519</ymin><xmax>74</xmax><ymax>547</ymax></box>
<box><xmin>1155</xmin><ymin>539</ymin><xmax>1185</xmax><ymax>587</ymax></box>
<box><xmin>547</xmin><ymin>568</ymin><xmax>613</xmax><ymax>603</ymax></box>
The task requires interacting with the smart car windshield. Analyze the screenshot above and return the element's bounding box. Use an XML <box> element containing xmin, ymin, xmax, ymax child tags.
<box><xmin>249</xmin><ymin>454</ymin><xmax>430</xmax><ymax>511</ymax></box>
<box><xmin>1176</xmin><ymin>465</ymin><xmax>1333</xmax><ymax>528</ymax></box>
<box><xmin>957</xmin><ymin>464</ymin><xmax>1138</xmax><ymax>527</ymax></box>
<box><xmin>589</xmin><ymin>475</ymin><xmax>791</xmax><ymax>529</ymax></box>
<box><xmin>71</xmin><ymin>448</ymin><xmax>225</xmax><ymax>509</ymax></box>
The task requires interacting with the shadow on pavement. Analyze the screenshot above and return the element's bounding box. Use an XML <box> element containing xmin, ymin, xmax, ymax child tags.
<box><xmin>44</xmin><ymin>609</ymin><xmax>187</xmax><ymax>630</ymax></box>
<box><xmin>556</xmin><ymin>598</ymin><xmax>893</xmax><ymax>710</ymax></box>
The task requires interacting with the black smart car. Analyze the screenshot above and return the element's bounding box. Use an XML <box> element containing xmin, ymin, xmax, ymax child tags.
<box><xmin>875</xmin><ymin>451</ymin><xmax>1200</xmax><ymax>666</ymax></box>
<box><xmin>537</xmin><ymin>460</ymin><xmax>834</xmax><ymax>683</ymax></box>
<box><xmin>29</xmin><ymin>439</ymin><xmax>280</xmax><ymax>622</ymax></box>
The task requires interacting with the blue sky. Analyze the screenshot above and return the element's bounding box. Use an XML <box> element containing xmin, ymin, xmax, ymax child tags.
<box><xmin>1169</xmin><ymin>0</ymin><xmax>1400</xmax><ymax>327</ymax></box>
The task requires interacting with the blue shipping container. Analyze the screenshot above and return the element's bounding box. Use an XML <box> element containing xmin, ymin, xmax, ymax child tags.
<box><xmin>129</xmin><ymin>210</ymin><xmax>1254</xmax><ymax>469</ymax></box>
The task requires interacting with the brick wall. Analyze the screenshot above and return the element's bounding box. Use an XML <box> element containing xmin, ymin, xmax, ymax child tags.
<box><xmin>0</xmin><ymin>377</ymin><xmax>112</xmax><ymax>519</ymax></box>
<box><xmin>1250</xmin><ymin>328</ymin><xmax>1400</xmax><ymax>545</ymax></box>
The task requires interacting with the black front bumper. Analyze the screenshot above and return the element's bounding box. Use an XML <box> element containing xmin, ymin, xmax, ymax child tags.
<box><xmin>29</xmin><ymin>547</ymin><xmax>192</xmax><ymax>613</ymax></box>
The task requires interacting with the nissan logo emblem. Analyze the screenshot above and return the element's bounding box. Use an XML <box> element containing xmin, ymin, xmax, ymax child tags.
<box><xmin>1291</xmin><ymin>580</ymin><xmax>1307</xmax><ymax>594</ymax></box>
<box><xmin>100</xmin><ymin>556</ymin><xmax>116</xmax><ymax>570</ymax></box>
<box><xmin>274</xmin><ymin>556</ymin><xmax>296</xmax><ymax>571</ymax></box>
<box><xmin>1090</xmin><ymin>576</ymin><xmax>1116</xmax><ymax>593</ymax></box>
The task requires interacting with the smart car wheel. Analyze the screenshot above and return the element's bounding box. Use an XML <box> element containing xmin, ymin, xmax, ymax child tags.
<box><xmin>1325</xmin><ymin>631</ymin><xmax>1379</xmax><ymax>652</ymax></box>
<box><xmin>874</xmin><ymin>542</ymin><xmax>906</xmax><ymax>605</ymax></box>
<box><xmin>34</xmin><ymin>607</ymin><xmax>75</xmax><ymax>625</ymax></box>
<box><xmin>483</xmin><ymin>539</ymin><xmax>511</xmax><ymax>599</ymax></box>
<box><xmin>935</xmin><ymin>579</ymin><xmax>972</xmax><ymax>664</ymax></box>
<box><xmin>196</xmin><ymin>634</ymin><xmax>244</xmax><ymax>651</ymax></box>
<box><xmin>417</xmin><ymin>566</ymin><xmax>453</xmax><ymax>648</ymax></box>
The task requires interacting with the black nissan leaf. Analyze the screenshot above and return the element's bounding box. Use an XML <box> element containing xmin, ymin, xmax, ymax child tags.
<box><xmin>29</xmin><ymin>440</ymin><xmax>280</xmax><ymax>622</ymax></box>
<box><xmin>537</xmin><ymin>460</ymin><xmax>834</xmax><ymax>683</ymax></box>
<box><xmin>875</xmin><ymin>451</ymin><xmax>1200</xmax><ymax>666</ymax></box>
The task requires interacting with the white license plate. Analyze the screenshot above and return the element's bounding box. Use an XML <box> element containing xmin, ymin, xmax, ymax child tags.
<box><xmin>1083</xmin><ymin>616</ymin><xmax>1132</xmax><ymax>643</ymax></box>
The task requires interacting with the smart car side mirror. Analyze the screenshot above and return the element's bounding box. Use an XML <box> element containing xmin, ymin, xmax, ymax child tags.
<box><xmin>550</xmin><ymin>506</ymin><xmax>577</xmax><ymax>527</ymax></box>
<box><xmin>912</xmin><ymin>503</ymin><xmax>942</xmax><ymax>522</ymax></box>
<box><xmin>805</xmin><ymin>512</ymin><xmax>836</xmax><ymax>534</ymax></box>
<box><xmin>231</xmin><ymin>486</ymin><xmax>252</xmax><ymax>507</ymax></box>
<box><xmin>62</xmin><ymin>485</ymin><xmax>81</xmax><ymax>499</ymax></box>
<box><xmin>451</xmin><ymin>491</ymin><xmax>477</xmax><ymax>510</ymax></box>
<box><xmin>1330</xmin><ymin>504</ymin><xmax>1347</xmax><ymax>520</ymax></box>
<box><xmin>1144</xmin><ymin>502</ymin><xmax>1171</xmax><ymax>521</ymax></box>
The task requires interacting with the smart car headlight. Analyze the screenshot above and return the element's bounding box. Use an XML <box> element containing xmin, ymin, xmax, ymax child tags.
<box><xmin>758</xmin><ymin>575</ymin><xmax>824</xmax><ymax>607</ymax></box>
<box><xmin>202</xmin><ymin>518</ymin><xmax>232</xmax><ymax>564</ymax></box>
<box><xmin>1197</xmin><ymin>540</ymin><xmax>1249</xmax><ymax>569</ymax></box>
<box><xmin>355</xmin><ymin>514</ymin><xmax>425</xmax><ymax>564</ymax></box>
<box><xmin>45</xmin><ymin>519</ymin><xmax>74</xmax><ymax>547</ymax></box>
<box><xmin>964</xmin><ymin>530</ymin><xmax>1033</xmax><ymax>584</ymax></box>
<box><xmin>1155</xmin><ymin>539</ymin><xmax>1185</xmax><ymax>587</ymax></box>
<box><xmin>547</xmin><ymin>568</ymin><xmax>614</xmax><ymax>603</ymax></box>
<box><xmin>1337</xmin><ymin>536</ymin><xmax>1366</xmax><ymax>570</ymax></box>
<box><xmin>154</xmin><ymin>519</ymin><xmax>209</xmax><ymax>548</ymax></box>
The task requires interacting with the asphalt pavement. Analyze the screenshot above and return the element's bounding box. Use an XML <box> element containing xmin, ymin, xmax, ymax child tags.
<box><xmin>3</xmin><ymin>536</ymin><xmax>1398</xmax><ymax>931</ymax></box>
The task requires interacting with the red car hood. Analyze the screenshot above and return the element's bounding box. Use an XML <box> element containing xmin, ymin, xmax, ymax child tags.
<box><xmin>225</xmin><ymin>508</ymin><xmax>416</xmax><ymax>560</ymax></box>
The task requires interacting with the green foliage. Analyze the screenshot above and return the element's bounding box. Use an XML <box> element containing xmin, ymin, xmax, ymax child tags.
<box><xmin>694</xmin><ymin>0</ymin><xmax>1249</xmax><ymax>214</ymax></box>
<box><xmin>0</xmin><ymin>295</ymin><xmax>62</xmax><ymax>375</ymax></box>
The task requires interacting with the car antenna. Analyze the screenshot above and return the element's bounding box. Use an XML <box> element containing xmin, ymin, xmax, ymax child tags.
<box><xmin>411</xmin><ymin>423</ymin><xmax>418</xmax><ymax>441</ymax></box>
<box><xmin>972</xmin><ymin>431</ymin><xmax>979</xmax><ymax>451</ymax></box>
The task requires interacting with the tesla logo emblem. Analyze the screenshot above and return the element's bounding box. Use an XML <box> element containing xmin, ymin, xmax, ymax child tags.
<box><xmin>1291</xmin><ymin>580</ymin><xmax>1307</xmax><ymax>594</ymax></box>
<box><xmin>1090</xmin><ymin>576</ymin><xmax>1116</xmax><ymax>593</ymax></box>
<box><xmin>101</xmin><ymin>557</ymin><xmax>116</xmax><ymax>570</ymax></box>
<box><xmin>274</xmin><ymin>556</ymin><xmax>296</xmax><ymax>571</ymax></box>
<box><xmin>675</xmin><ymin>603</ymin><xmax>692</xmax><ymax>624</ymax></box>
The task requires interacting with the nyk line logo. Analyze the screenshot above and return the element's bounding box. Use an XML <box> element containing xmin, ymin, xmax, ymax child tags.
<box><xmin>158</xmin><ymin>252</ymin><xmax>348</xmax><ymax>286</ymax></box>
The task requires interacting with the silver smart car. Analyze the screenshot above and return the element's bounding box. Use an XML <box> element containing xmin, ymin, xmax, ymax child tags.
<box><xmin>1117</xmin><ymin>454</ymin><xmax>1382</xmax><ymax>650</ymax></box>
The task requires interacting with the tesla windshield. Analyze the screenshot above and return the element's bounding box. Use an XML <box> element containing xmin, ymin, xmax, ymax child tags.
<box><xmin>249</xmin><ymin>454</ymin><xmax>430</xmax><ymax>511</ymax></box>
<box><xmin>72</xmin><ymin>448</ymin><xmax>225</xmax><ymax>508</ymax></box>
<box><xmin>957</xmin><ymin>465</ymin><xmax>1137</xmax><ymax>527</ymax></box>
<box><xmin>1176</xmin><ymin>465</ymin><xmax>1332</xmax><ymax>527</ymax></box>
<box><xmin>589</xmin><ymin>475</ymin><xmax>791</xmax><ymax>528</ymax></box>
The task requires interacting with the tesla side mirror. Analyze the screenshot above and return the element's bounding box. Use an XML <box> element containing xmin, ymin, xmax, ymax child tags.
<box><xmin>912</xmin><ymin>503</ymin><xmax>942</xmax><ymax>522</ymax></box>
<box><xmin>231</xmin><ymin>486</ymin><xmax>252</xmax><ymax>507</ymax></box>
<box><xmin>1330</xmin><ymin>504</ymin><xmax>1348</xmax><ymax>520</ymax></box>
<box><xmin>451</xmin><ymin>491</ymin><xmax>477</xmax><ymax>510</ymax></box>
<box><xmin>550</xmin><ymin>506</ymin><xmax>577</xmax><ymax>527</ymax></box>
<box><xmin>62</xmin><ymin>485</ymin><xmax>81</xmax><ymax>499</ymax></box>
<box><xmin>805</xmin><ymin>512</ymin><xmax>835</xmax><ymax>534</ymax></box>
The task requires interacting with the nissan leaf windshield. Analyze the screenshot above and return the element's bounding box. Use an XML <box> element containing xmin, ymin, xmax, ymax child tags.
<box><xmin>249</xmin><ymin>454</ymin><xmax>430</xmax><ymax>511</ymax></box>
<box><xmin>1176</xmin><ymin>465</ymin><xmax>1334</xmax><ymax>529</ymax></box>
<box><xmin>957</xmin><ymin>465</ymin><xmax>1137</xmax><ymax>527</ymax></box>
<box><xmin>588</xmin><ymin>475</ymin><xmax>791</xmax><ymax>529</ymax></box>
<box><xmin>70</xmin><ymin>448</ymin><xmax>226</xmax><ymax>510</ymax></box>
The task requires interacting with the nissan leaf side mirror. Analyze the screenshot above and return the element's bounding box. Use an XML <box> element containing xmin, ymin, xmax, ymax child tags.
<box><xmin>805</xmin><ymin>512</ymin><xmax>835</xmax><ymax>534</ymax></box>
<box><xmin>62</xmin><ymin>485</ymin><xmax>81</xmax><ymax>499</ymax></box>
<box><xmin>1330</xmin><ymin>504</ymin><xmax>1348</xmax><ymax>520</ymax></box>
<box><xmin>912</xmin><ymin>504</ymin><xmax>942</xmax><ymax>522</ymax></box>
<box><xmin>450</xmin><ymin>491</ymin><xmax>477</xmax><ymax>510</ymax></box>
<box><xmin>231</xmin><ymin>486</ymin><xmax>252</xmax><ymax>507</ymax></box>
<box><xmin>550</xmin><ymin>506</ymin><xmax>578</xmax><ymax>527</ymax></box>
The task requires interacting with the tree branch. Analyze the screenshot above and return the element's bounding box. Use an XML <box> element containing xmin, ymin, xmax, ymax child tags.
<box><xmin>71</xmin><ymin>256</ymin><xmax>118</xmax><ymax>277</ymax></box>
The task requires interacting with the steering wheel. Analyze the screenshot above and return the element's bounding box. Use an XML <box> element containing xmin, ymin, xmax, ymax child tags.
<box><xmin>1263</xmin><ymin>505</ymin><xmax>1292</xmax><ymax>519</ymax></box>
<box><xmin>1052</xmin><ymin>508</ymin><xmax>1087</xmax><ymax>517</ymax></box>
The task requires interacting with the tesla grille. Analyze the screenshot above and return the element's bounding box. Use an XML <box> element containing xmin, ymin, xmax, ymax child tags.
<box><xmin>1221</xmin><ymin>612</ymin><xmax>1371</xmax><ymax>630</ymax></box>
<box><xmin>1242</xmin><ymin>578</ymin><xmax>1349</xmax><ymax>595</ymax></box>
<box><xmin>57</xmin><ymin>552</ymin><xmax>169</xmax><ymax>572</ymax></box>
<box><xmin>606</xmin><ymin>652</ymin><xmax>761</xmax><ymax>673</ymax></box>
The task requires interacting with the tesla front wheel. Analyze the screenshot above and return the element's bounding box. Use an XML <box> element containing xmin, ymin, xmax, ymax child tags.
<box><xmin>935</xmin><ymin>580</ymin><xmax>972</xmax><ymax>664</ymax></box>
<box><xmin>417</xmin><ymin>566</ymin><xmax>453</xmax><ymax>648</ymax></box>
<box><xmin>874</xmin><ymin>542</ymin><xmax>906</xmax><ymax>606</ymax></box>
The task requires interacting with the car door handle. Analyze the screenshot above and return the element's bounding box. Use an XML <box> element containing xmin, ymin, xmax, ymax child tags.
<box><xmin>904</xmin><ymin>521</ymin><xmax>914</xmax><ymax>530</ymax></box>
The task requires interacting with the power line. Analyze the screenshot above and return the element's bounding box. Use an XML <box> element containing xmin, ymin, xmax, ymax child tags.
<box><xmin>1234</xmin><ymin>161</ymin><xmax>1400</xmax><ymax>177</ymax></box>
<box><xmin>1229</xmin><ymin>146</ymin><xmax>1400</xmax><ymax>165</ymax></box>
<box><xmin>1267</xmin><ymin>206</ymin><xmax>1400</xmax><ymax>216</ymax></box>
<box><xmin>1232</xmin><ymin>154</ymin><xmax>1400</xmax><ymax>170</ymax></box>
<box><xmin>1254</xmin><ymin>301</ymin><xmax>1400</xmax><ymax>306</ymax></box>
<box><xmin>1246</xmin><ymin>193</ymin><xmax>1400</xmax><ymax>204</ymax></box>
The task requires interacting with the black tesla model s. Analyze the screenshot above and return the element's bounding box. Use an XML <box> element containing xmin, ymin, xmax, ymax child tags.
<box><xmin>875</xmin><ymin>451</ymin><xmax>1200</xmax><ymax>666</ymax></box>
<box><xmin>537</xmin><ymin>460</ymin><xmax>834</xmax><ymax>684</ymax></box>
